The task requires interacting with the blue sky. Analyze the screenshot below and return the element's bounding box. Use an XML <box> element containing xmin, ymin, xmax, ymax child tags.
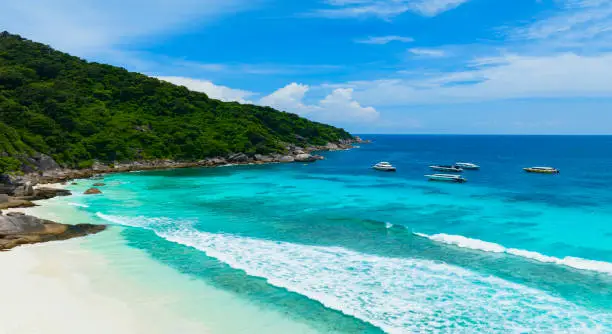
<box><xmin>2</xmin><ymin>0</ymin><xmax>612</xmax><ymax>134</ymax></box>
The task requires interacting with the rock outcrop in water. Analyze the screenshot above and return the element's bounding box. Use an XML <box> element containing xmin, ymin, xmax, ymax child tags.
<box><xmin>84</xmin><ymin>188</ymin><xmax>102</xmax><ymax>195</ymax></box>
<box><xmin>0</xmin><ymin>212</ymin><xmax>105</xmax><ymax>251</ymax></box>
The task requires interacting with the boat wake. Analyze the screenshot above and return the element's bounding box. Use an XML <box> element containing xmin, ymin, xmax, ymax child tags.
<box><xmin>414</xmin><ymin>232</ymin><xmax>612</xmax><ymax>275</ymax></box>
<box><xmin>96</xmin><ymin>212</ymin><xmax>611</xmax><ymax>333</ymax></box>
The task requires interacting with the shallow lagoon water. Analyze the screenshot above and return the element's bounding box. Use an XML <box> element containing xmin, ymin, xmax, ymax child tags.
<box><xmin>64</xmin><ymin>135</ymin><xmax>611</xmax><ymax>332</ymax></box>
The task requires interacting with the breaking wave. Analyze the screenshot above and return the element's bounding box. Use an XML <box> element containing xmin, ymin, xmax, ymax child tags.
<box><xmin>67</xmin><ymin>202</ymin><xmax>89</xmax><ymax>208</ymax></box>
<box><xmin>97</xmin><ymin>213</ymin><xmax>611</xmax><ymax>333</ymax></box>
<box><xmin>414</xmin><ymin>232</ymin><xmax>612</xmax><ymax>275</ymax></box>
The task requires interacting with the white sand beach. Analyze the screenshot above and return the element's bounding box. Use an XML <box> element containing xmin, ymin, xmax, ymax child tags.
<box><xmin>0</xmin><ymin>193</ymin><xmax>320</xmax><ymax>334</ymax></box>
<box><xmin>0</xmin><ymin>239</ymin><xmax>210</xmax><ymax>334</ymax></box>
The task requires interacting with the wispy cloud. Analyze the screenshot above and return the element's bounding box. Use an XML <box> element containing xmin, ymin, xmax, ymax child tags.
<box><xmin>338</xmin><ymin>0</ymin><xmax>612</xmax><ymax>108</ymax></box>
<box><xmin>511</xmin><ymin>0</ymin><xmax>612</xmax><ymax>51</ymax></box>
<box><xmin>312</xmin><ymin>0</ymin><xmax>469</xmax><ymax>19</ymax></box>
<box><xmin>355</xmin><ymin>35</ymin><xmax>414</xmax><ymax>44</ymax></box>
<box><xmin>0</xmin><ymin>0</ymin><xmax>255</xmax><ymax>56</ymax></box>
<box><xmin>349</xmin><ymin>52</ymin><xmax>612</xmax><ymax>106</ymax></box>
<box><xmin>162</xmin><ymin>60</ymin><xmax>345</xmax><ymax>76</ymax></box>
<box><xmin>408</xmin><ymin>48</ymin><xmax>447</xmax><ymax>57</ymax></box>
<box><xmin>411</xmin><ymin>0</ymin><xmax>471</xmax><ymax>16</ymax></box>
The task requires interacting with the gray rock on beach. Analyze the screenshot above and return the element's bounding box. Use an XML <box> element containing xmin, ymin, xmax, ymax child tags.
<box><xmin>30</xmin><ymin>187</ymin><xmax>72</xmax><ymax>200</ymax></box>
<box><xmin>325</xmin><ymin>143</ymin><xmax>340</xmax><ymax>151</ymax></box>
<box><xmin>0</xmin><ymin>175</ymin><xmax>35</xmax><ymax>197</ymax></box>
<box><xmin>205</xmin><ymin>157</ymin><xmax>228</xmax><ymax>165</ymax></box>
<box><xmin>277</xmin><ymin>155</ymin><xmax>295</xmax><ymax>163</ymax></box>
<box><xmin>254</xmin><ymin>154</ymin><xmax>274</xmax><ymax>163</ymax></box>
<box><xmin>0</xmin><ymin>212</ymin><xmax>106</xmax><ymax>251</ymax></box>
<box><xmin>91</xmin><ymin>161</ymin><xmax>109</xmax><ymax>171</ymax></box>
<box><xmin>294</xmin><ymin>154</ymin><xmax>317</xmax><ymax>162</ymax></box>
<box><xmin>228</xmin><ymin>153</ymin><xmax>249</xmax><ymax>163</ymax></box>
<box><xmin>0</xmin><ymin>212</ymin><xmax>46</xmax><ymax>235</ymax></box>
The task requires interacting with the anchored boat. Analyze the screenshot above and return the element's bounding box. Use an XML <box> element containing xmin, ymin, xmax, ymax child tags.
<box><xmin>429</xmin><ymin>165</ymin><xmax>463</xmax><ymax>173</ymax></box>
<box><xmin>523</xmin><ymin>166</ymin><xmax>560</xmax><ymax>174</ymax></box>
<box><xmin>372</xmin><ymin>162</ymin><xmax>396</xmax><ymax>172</ymax></box>
<box><xmin>426</xmin><ymin>174</ymin><xmax>467</xmax><ymax>183</ymax></box>
<box><xmin>455</xmin><ymin>162</ymin><xmax>480</xmax><ymax>170</ymax></box>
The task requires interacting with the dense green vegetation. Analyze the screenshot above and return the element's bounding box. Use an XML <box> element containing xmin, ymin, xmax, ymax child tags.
<box><xmin>0</xmin><ymin>32</ymin><xmax>352</xmax><ymax>173</ymax></box>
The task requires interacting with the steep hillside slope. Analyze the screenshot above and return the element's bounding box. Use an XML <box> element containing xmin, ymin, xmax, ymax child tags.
<box><xmin>0</xmin><ymin>32</ymin><xmax>352</xmax><ymax>173</ymax></box>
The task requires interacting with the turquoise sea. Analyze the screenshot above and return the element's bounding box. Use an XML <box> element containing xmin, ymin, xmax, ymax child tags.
<box><xmin>61</xmin><ymin>135</ymin><xmax>611</xmax><ymax>332</ymax></box>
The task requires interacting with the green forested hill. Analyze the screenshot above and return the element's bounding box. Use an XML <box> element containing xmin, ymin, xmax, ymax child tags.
<box><xmin>0</xmin><ymin>32</ymin><xmax>351</xmax><ymax>173</ymax></box>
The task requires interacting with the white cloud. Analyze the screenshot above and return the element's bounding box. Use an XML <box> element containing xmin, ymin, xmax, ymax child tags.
<box><xmin>355</xmin><ymin>35</ymin><xmax>414</xmax><ymax>44</ymax></box>
<box><xmin>351</xmin><ymin>53</ymin><xmax>612</xmax><ymax>106</ymax></box>
<box><xmin>408</xmin><ymin>48</ymin><xmax>447</xmax><ymax>57</ymax></box>
<box><xmin>314</xmin><ymin>0</ymin><xmax>469</xmax><ymax>19</ymax></box>
<box><xmin>156</xmin><ymin>76</ymin><xmax>256</xmax><ymax>104</ymax></box>
<box><xmin>318</xmin><ymin>88</ymin><xmax>380</xmax><ymax>121</ymax></box>
<box><xmin>259</xmin><ymin>83</ymin><xmax>313</xmax><ymax>113</ymax></box>
<box><xmin>260</xmin><ymin>83</ymin><xmax>379</xmax><ymax>123</ymax></box>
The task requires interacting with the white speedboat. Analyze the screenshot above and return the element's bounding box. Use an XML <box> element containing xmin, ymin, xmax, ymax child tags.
<box><xmin>429</xmin><ymin>165</ymin><xmax>463</xmax><ymax>173</ymax></box>
<box><xmin>426</xmin><ymin>174</ymin><xmax>467</xmax><ymax>183</ymax></box>
<box><xmin>455</xmin><ymin>162</ymin><xmax>480</xmax><ymax>170</ymax></box>
<box><xmin>372</xmin><ymin>162</ymin><xmax>396</xmax><ymax>172</ymax></box>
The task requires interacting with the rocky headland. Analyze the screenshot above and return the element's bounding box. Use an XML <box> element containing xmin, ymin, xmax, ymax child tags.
<box><xmin>5</xmin><ymin>138</ymin><xmax>367</xmax><ymax>186</ymax></box>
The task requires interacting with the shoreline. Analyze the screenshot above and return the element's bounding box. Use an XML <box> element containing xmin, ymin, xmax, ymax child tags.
<box><xmin>0</xmin><ymin>193</ymin><xmax>327</xmax><ymax>334</ymax></box>
<box><xmin>1</xmin><ymin>139</ymin><xmax>365</xmax><ymax>249</ymax></box>
<box><xmin>29</xmin><ymin>139</ymin><xmax>364</xmax><ymax>185</ymax></box>
<box><xmin>0</xmin><ymin>141</ymin><xmax>367</xmax><ymax>331</ymax></box>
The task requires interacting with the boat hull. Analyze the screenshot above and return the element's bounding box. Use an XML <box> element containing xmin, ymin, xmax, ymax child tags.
<box><xmin>373</xmin><ymin>167</ymin><xmax>396</xmax><ymax>172</ymax></box>
<box><xmin>523</xmin><ymin>168</ymin><xmax>559</xmax><ymax>174</ymax></box>
<box><xmin>426</xmin><ymin>175</ymin><xmax>466</xmax><ymax>183</ymax></box>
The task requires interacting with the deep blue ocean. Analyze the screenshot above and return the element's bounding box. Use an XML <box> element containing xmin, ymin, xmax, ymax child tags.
<box><xmin>70</xmin><ymin>135</ymin><xmax>612</xmax><ymax>332</ymax></box>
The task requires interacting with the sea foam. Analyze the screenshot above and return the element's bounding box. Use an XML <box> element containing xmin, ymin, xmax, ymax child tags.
<box><xmin>96</xmin><ymin>213</ymin><xmax>611</xmax><ymax>333</ymax></box>
<box><xmin>415</xmin><ymin>232</ymin><xmax>612</xmax><ymax>275</ymax></box>
<box><xmin>67</xmin><ymin>202</ymin><xmax>90</xmax><ymax>208</ymax></box>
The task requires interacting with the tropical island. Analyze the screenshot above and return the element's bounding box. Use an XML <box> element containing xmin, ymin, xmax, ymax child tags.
<box><xmin>0</xmin><ymin>32</ymin><xmax>362</xmax><ymax>249</ymax></box>
<box><xmin>0</xmin><ymin>32</ymin><xmax>356</xmax><ymax>174</ymax></box>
